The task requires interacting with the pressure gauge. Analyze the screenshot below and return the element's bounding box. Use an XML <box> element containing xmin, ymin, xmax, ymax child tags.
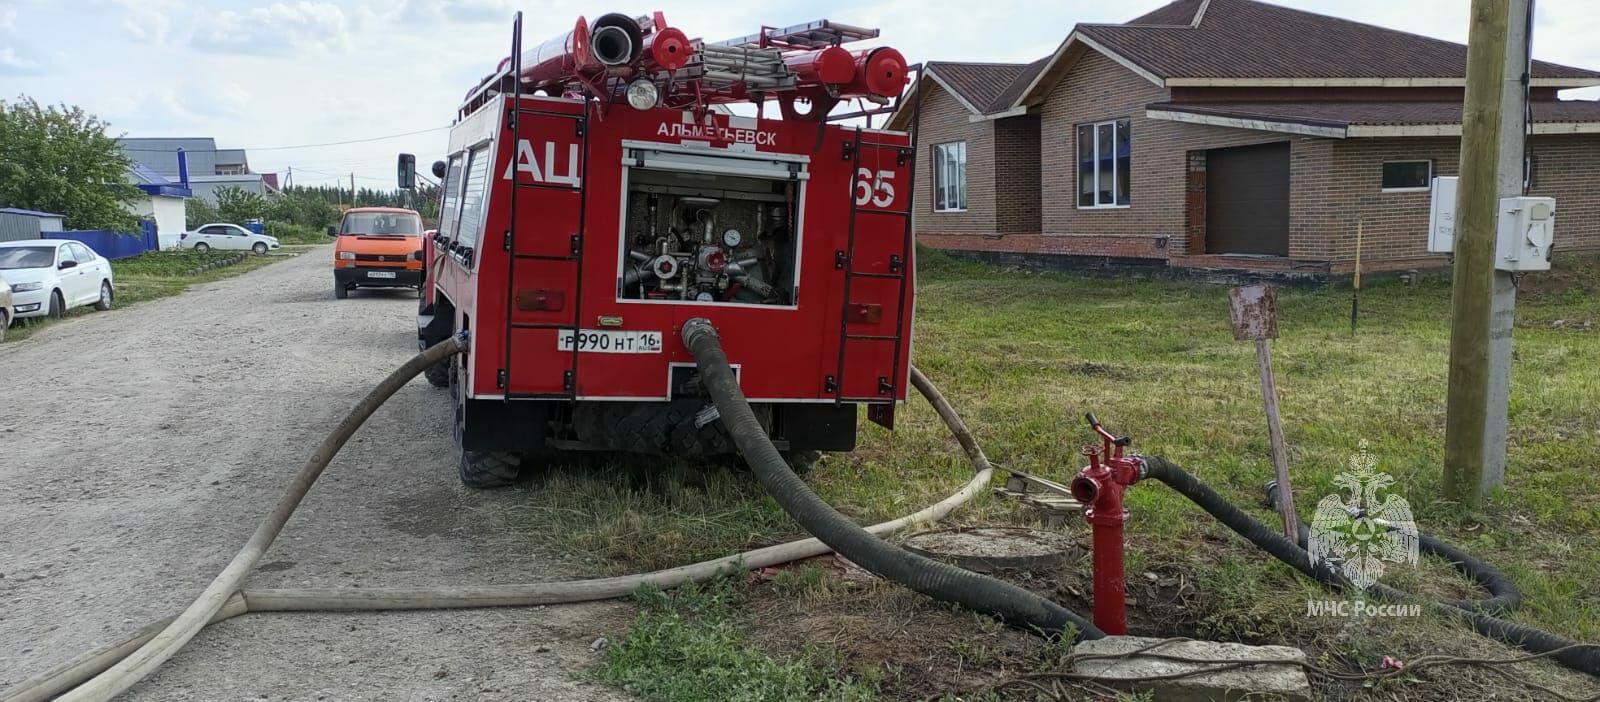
<box><xmin>695</xmin><ymin>291</ymin><xmax>715</xmax><ymax>302</ymax></box>
<box><xmin>722</xmin><ymin>228</ymin><xmax>743</xmax><ymax>247</ymax></box>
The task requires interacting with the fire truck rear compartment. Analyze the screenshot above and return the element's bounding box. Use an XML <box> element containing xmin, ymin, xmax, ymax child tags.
<box><xmin>618</xmin><ymin>150</ymin><xmax>802</xmax><ymax>305</ymax></box>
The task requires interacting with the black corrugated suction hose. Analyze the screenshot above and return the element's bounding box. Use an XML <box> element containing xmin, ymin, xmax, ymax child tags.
<box><xmin>681</xmin><ymin>318</ymin><xmax>1104</xmax><ymax>641</ymax></box>
<box><xmin>1143</xmin><ymin>456</ymin><xmax>1600</xmax><ymax>678</ymax></box>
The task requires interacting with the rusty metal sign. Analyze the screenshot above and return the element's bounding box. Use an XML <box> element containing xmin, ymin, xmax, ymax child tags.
<box><xmin>1228</xmin><ymin>284</ymin><xmax>1278</xmax><ymax>341</ymax></box>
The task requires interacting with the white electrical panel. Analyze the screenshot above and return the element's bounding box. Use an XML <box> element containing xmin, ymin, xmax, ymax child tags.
<box><xmin>1495</xmin><ymin>196</ymin><xmax>1556</xmax><ymax>272</ymax></box>
<box><xmin>1427</xmin><ymin>176</ymin><xmax>1458</xmax><ymax>253</ymax></box>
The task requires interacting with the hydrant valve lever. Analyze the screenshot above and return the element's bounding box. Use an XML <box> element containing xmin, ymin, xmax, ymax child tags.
<box><xmin>1071</xmin><ymin>413</ymin><xmax>1145</xmax><ymax>636</ymax></box>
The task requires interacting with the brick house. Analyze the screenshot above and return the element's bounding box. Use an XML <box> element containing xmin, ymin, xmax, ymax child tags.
<box><xmin>892</xmin><ymin>0</ymin><xmax>1600</xmax><ymax>276</ymax></box>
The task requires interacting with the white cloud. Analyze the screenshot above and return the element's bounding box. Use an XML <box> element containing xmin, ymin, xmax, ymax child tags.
<box><xmin>192</xmin><ymin>1</ymin><xmax>353</xmax><ymax>55</ymax></box>
<box><xmin>0</xmin><ymin>6</ymin><xmax>17</xmax><ymax>32</ymax></box>
<box><xmin>114</xmin><ymin>0</ymin><xmax>173</xmax><ymax>44</ymax></box>
<box><xmin>394</xmin><ymin>0</ymin><xmax>520</xmax><ymax>25</ymax></box>
<box><xmin>0</xmin><ymin>45</ymin><xmax>42</xmax><ymax>75</ymax></box>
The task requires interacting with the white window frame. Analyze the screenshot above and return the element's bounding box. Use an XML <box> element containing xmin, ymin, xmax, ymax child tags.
<box><xmin>932</xmin><ymin>141</ymin><xmax>967</xmax><ymax>213</ymax></box>
<box><xmin>1381</xmin><ymin>160</ymin><xmax>1433</xmax><ymax>193</ymax></box>
<box><xmin>1077</xmin><ymin>119</ymin><xmax>1132</xmax><ymax>209</ymax></box>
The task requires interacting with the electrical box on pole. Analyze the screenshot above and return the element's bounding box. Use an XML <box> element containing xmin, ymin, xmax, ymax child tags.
<box><xmin>1428</xmin><ymin>182</ymin><xmax>1554</xmax><ymax>273</ymax></box>
<box><xmin>1495</xmin><ymin>197</ymin><xmax>1555</xmax><ymax>271</ymax></box>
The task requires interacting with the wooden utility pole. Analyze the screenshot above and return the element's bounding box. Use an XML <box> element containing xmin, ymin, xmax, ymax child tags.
<box><xmin>1443</xmin><ymin>0</ymin><xmax>1515</xmax><ymax>506</ymax></box>
<box><xmin>351</xmin><ymin>173</ymin><xmax>358</xmax><ymax>208</ymax></box>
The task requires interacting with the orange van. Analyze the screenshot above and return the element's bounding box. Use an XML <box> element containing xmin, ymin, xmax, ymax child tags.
<box><xmin>329</xmin><ymin>207</ymin><xmax>425</xmax><ymax>299</ymax></box>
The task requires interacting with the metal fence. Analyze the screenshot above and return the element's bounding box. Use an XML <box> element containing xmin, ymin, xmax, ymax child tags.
<box><xmin>51</xmin><ymin>221</ymin><xmax>160</xmax><ymax>260</ymax></box>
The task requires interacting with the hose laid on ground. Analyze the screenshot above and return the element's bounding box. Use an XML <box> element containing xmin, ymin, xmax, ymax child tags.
<box><xmin>682</xmin><ymin>318</ymin><xmax>1103</xmax><ymax>640</ymax></box>
<box><xmin>1142</xmin><ymin>456</ymin><xmax>1600</xmax><ymax>678</ymax></box>
<box><xmin>14</xmin><ymin>324</ymin><xmax>1595</xmax><ymax>699</ymax></box>
<box><xmin>1265</xmin><ymin>481</ymin><xmax>1520</xmax><ymax>612</ymax></box>
<box><xmin>3</xmin><ymin>338</ymin><xmax>1005</xmax><ymax>702</ymax></box>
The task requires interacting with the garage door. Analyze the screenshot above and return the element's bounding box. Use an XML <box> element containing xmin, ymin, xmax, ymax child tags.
<box><xmin>1206</xmin><ymin>142</ymin><xmax>1290</xmax><ymax>256</ymax></box>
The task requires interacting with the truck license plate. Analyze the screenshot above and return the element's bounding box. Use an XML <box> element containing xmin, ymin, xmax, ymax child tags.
<box><xmin>367</xmin><ymin>271</ymin><xmax>397</xmax><ymax>279</ymax></box>
<box><xmin>557</xmin><ymin>329</ymin><xmax>663</xmax><ymax>353</ymax></box>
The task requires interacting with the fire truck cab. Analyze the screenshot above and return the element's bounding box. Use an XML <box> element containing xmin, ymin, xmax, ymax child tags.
<box><xmin>410</xmin><ymin>13</ymin><xmax>916</xmax><ymax>487</ymax></box>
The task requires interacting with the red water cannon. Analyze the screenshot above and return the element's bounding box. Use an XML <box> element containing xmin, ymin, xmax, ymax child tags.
<box><xmin>1069</xmin><ymin>413</ymin><xmax>1145</xmax><ymax>636</ymax></box>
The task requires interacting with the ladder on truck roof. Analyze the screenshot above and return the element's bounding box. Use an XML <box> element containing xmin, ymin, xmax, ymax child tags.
<box><xmin>716</xmin><ymin>20</ymin><xmax>880</xmax><ymax>50</ymax></box>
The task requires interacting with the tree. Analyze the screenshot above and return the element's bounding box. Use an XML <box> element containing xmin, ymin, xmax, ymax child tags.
<box><xmin>214</xmin><ymin>186</ymin><xmax>267</xmax><ymax>224</ymax></box>
<box><xmin>185</xmin><ymin>197</ymin><xmax>220</xmax><ymax>228</ymax></box>
<box><xmin>0</xmin><ymin>96</ymin><xmax>141</xmax><ymax>231</ymax></box>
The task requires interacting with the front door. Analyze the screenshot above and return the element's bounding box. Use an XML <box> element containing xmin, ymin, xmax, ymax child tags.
<box><xmin>1206</xmin><ymin>142</ymin><xmax>1290</xmax><ymax>256</ymax></box>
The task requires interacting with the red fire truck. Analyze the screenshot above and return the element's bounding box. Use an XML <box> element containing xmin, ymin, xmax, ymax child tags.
<box><xmin>407</xmin><ymin>12</ymin><xmax>917</xmax><ymax>487</ymax></box>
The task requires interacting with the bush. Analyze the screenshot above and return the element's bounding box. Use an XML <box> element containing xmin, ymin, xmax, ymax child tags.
<box><xmin>215</xmin><ymin>186</ymin><xmax>266</xmax><ymax>223</ymax></box>
<box><xmin>266</xmin><ymin>190</ymin><xmax>340</xmax><ymax>230</ymax></box>
<box><xmin>185</xmin><ymin>197</ymin><xmax>220</xmax><ymax>229</ymax></box>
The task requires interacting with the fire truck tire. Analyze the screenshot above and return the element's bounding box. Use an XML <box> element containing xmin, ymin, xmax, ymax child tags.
<box><xmin>423</xmin><ymin>361</ymin><xmax>450</xmax><ymax>388</ymax></box>
<box><xmin>783</xmin><ymin>450</ymin><xmax>821</xmax><ymax>475</ymax></box>
<box><xmin>457</xmin><ymin>450</ymin><xmax>521</xmax><ymax>488</ymax></box>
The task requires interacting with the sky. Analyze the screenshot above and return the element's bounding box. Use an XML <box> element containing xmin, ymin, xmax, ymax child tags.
<box><xmin>2</xmin><ymin>0</ymin><xmax>1598</xmax><ymax>191</ymax></box>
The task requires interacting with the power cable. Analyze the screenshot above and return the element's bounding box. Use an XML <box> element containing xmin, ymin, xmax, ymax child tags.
<box><xmin>118</xmin><ymin>126</ymin><xmax>450</xmax><ymax>154</ymax></box>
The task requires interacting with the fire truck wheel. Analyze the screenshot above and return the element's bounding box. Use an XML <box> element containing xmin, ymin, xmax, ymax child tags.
<box><xmin>457</xmin><ymin>449</ymin><xmax>521</xmax><ymax>488</ymax></box>
<box><xmin>784</xmin><ymin>450</ymin><xmax>821</xmax><ymax>476</ymax></box>
<box><xmin>423</xmin><ymin>361</ymin><xmax>451</xmax><ymax>388</ymax></box>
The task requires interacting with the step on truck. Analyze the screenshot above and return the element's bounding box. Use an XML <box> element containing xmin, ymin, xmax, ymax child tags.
<box><xmin>404</xmin><ymin>11</ymin><xmax>917</xmax><ymax>486</ymax></box>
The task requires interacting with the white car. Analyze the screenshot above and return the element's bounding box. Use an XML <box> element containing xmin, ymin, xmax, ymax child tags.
<box><xmin>178</xmin><ymin>223</ymin><xmax>280</xmax><ymax>255</ymax></box>
<box><xmin>0</xmin><ymin>240</ymin><xmax>116</xmax><ymax>320</ymax></box>
<box><xmin>0</xmin><ymin>279</ymin><xmax>11</xmax><ymax>341</ymax></box>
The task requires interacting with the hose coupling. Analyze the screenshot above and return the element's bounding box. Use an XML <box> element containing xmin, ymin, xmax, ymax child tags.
<box><xmin>680</xmin><ymin>317</ymin><xmax>719</xmax><ymax>348</ymax></box>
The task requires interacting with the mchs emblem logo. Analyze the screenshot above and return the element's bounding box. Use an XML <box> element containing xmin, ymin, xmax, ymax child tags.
<box><xmin>1307</xmin><ymin>440</ymin><xmax>1419</xmax><ymax>590</ymax></box>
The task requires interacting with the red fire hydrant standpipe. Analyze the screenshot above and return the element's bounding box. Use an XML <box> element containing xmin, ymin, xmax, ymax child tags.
<box><xmin>1069</xmin><ymin>413</ymin><xmax>1147</xmax><ymax>636</ymax></box>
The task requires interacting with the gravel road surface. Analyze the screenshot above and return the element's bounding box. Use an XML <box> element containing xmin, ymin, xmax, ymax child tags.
<box><xmin>0</xmin><ymin>249</ymin><xmax>629</xmax><ymax>700</ymax></box>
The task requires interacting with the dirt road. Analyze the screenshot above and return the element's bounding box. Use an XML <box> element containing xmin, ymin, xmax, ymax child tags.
<box><xmin>0</xmin><ymin>250</ymin><xmax>628</xmax><ymax>700</ymax></box>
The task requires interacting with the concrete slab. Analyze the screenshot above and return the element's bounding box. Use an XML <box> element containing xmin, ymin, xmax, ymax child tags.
<box><xmin>1071</xmin><ymin>636</ymin><xmax>1312</xmax><ymax>701</ymax></box>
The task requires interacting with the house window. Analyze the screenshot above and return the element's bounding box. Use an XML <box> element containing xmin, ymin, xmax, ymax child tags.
<box><xmin>1381</xmin><ymin>160</ymin><xmax>1432</xmax><ymax>191</ymax></box>
<box><xmin>932</xmin><ymin>142</ymin><xmax>967</xmax><ymax>212</ymax></box>
<box><xmin>1078</xmin><ymin>119</ymin><xmax>1131</xmax><ymax>208</ymax></box>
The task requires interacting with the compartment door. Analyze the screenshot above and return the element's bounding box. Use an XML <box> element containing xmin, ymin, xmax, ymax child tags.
<box><xmin>836</xmin><ymin>130</ymin><xmax>914</xmax><ymax>419</ymax></box>
<box><xmin>502</xmin><ymin>100</ymin><xmax>588</xmax><ymax>397</ymax></box>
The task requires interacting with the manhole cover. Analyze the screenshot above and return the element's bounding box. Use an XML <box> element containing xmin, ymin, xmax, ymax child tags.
<box><xmin>902</xmin><ymin>527</ymin><xmax>1080</xmax><ymax>573</ymax></box>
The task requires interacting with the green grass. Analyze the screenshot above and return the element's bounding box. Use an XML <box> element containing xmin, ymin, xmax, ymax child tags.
<box><xmin>2</xmin><ymin>249</ymin><xmax>291</xmax><ymax>343</ymax></box>
<box><xmin>492</xmin><ymin>248</ymin><xmax>1600</xmax><ymax>698</ymax></box>
<box><xmin>594</xmin><ymin>580</ymin><xmax>881</xmax><ymax>702</ymax></box>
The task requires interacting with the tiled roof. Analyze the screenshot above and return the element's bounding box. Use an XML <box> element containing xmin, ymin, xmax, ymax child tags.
<box><xmin>1125</xmin><ymin>0</ymin><xmax>1205</xmax><ymax>26</ymax></box>
<box><xmin>1078</xmin><ymin>0</ymin><xmax>1600</xmax><ymax>82</ymax></box>
<box><xmin>1148</xmin><ymin>99</ymin><xmax>1600</xmax><ymax>128</ymax></box>
<box><xmin>926</xmin><ymin>58</ymin><xmax>1048</xmax><ymax>114</ymax></box>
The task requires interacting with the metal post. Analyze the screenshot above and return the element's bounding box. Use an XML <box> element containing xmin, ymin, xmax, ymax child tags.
<box><xmin>1443</xmin><ymin>0</ymin><xmax>1513</xmax><ymax>505</ymax></box>
<box><xmin>1484</xmin><ymin>0</ymin><xmax>1532</xmax><ymax>492</ymax></box>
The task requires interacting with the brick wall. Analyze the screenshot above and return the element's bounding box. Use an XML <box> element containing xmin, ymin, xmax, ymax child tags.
<box><xmin>1319</xmin><ymin>134</ymin><xmax>1600</xmax><ymax>265</ymax></box>
<box><xmin>1038</xmin><ymin>50</ymin><xmax>1328</xmax><ymax>257</ymax></box>
<box><xmin>993</xmin><ymin>114</ymin><xmax>1041</xmax><ymax>234</ymax></box>
<box><xmin>1523</xmin><ymin>134</ymin><xmax>1599</xmax><ymax>254</ymax></box>
<box><xmin>911</xmin><ymin>84</ymin><xmax>996</xmax><ymax>234</ymax></box>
